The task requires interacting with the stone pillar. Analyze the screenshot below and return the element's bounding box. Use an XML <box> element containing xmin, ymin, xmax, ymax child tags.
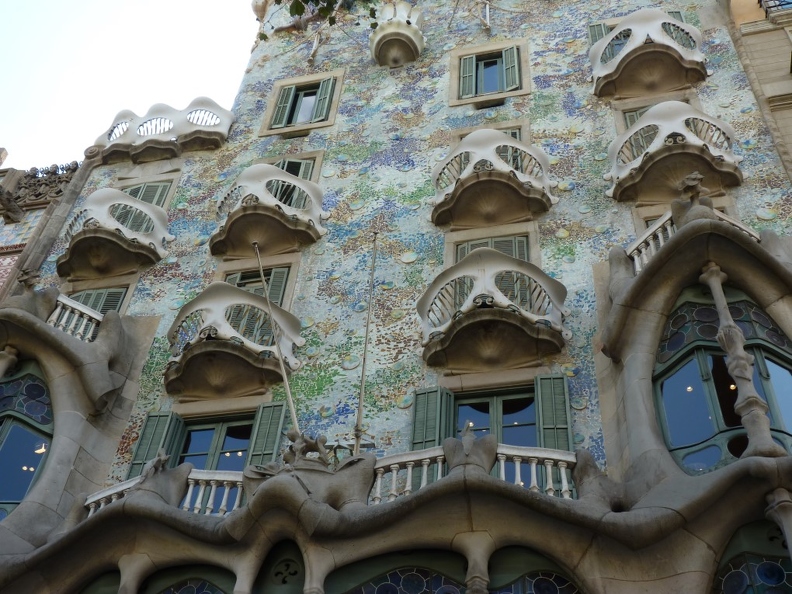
<box><xmin>766</xmin><ymin>488</ymin><xmax>792</xmax><ymax>559</ymax></box>
<box><xmin>699</xmin><ymin>262</ymin><xmax>785</xmax><ymax>458</ymax></box>
<box><xmin>0</xmin><ymin>346</ymin><xmax>18</xmax><ymax>378</ymax></box>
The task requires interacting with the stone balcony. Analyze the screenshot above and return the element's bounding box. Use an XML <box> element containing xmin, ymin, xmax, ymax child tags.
<box><xmin>431</xmin><ymin>129</ymin><xmax>557</xmax><ymax>230</ymax></box>
<box><xmin>590</xmin><ymin>8</ymin><xmax>707</xmax><ymax>98</ymax></box>
<box><xmin>210</xmin><ymin>164</ymin><xmax>329</xmax><ymax>258</ymax></box>
<box><xmin>86</xmin><ymin>97</ymin><xmax>234</xmax><ymax>164</ymax></box>
<box><xmin>369</xmin><ymin>1</ymin><xmax>425</xmax><ymax>67</ymax></box>
<box><xmin>417</xmin><ymin>248</ymin><xmax>570</xmax><ymax>372</ymax></box>
<box><xmin>604</xmin><ymin>101</ymin><xmax>743</xmax><ymax>203</ymax></box>
<box><xmin>165</xmin><ymin>282</ymin><xmax>305</xmax><ymax>400</ymax></box>
<box><xmin>57</xmin><ymin>188</ymin><xmax>175</xmax><ymax>280</ymax></box>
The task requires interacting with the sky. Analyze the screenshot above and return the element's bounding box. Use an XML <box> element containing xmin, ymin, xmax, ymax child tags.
<box><xmin>0</xmin><ymin>0</ymin><xmax>259</xmax><ymax>170</ymax></box>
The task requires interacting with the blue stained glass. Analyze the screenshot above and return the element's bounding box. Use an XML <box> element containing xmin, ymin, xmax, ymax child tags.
<box><xmin>716</xmin><ymin>554</ymin><xmax>792</xmax><ymax>593</ymax></box>
<box><xmin>0</xmin><ymin>375</ymin><xmax>52</xmax><ymax>426</ymax></box>
<box><xmin>758</xmin><ymin>562</ymin><xmax>786</xmax><ymax>586</ymax></box>
<box><xmin>159</xmin><ymin>579</ymin><xmax>225</xmax><ymax>594</ymax></box>
<box><xmin>722</xmin><ymin>569</ymin><xmax>748</xmax><ymax>594</ymax></box>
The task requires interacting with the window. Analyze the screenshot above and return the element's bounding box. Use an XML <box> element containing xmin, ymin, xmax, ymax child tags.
<box><xmin>110</xmin><ymin>181</ymin><xmax>172</xmax><ymax>233</ymax></box>
<box><xmin>589</xmin><ymin>10</ymin><xmax>684</xmax><ymax>45</ymax></box>
<box><xmin>0</xmin><ymin>361</ymin><xmax>53</xmax><ymax>519</ymax></box>
<box><xmin>128</xmin><ymin>403</ymin><xmax>286</xmax><ymax>506</ymax></box>
<box><xmin>455</xmin><ymin>235</ymin><xmax>528</xmax><ymax>263</ymax></box>
<box><xmin>269</xmin><ymin>158</ymin><xmax>315</xmax><ymax>209</ymax></box>
<box><xmin>654</xmin><ymin>287</ymin><xmax>792</xmax><ymax>474</ymax></box>
<box><xmin>261</xmin><ymin>70</ymin><xmax>344</xmax><ymax>137</ymax></box>
<box><xmin>225</xmin><ymin>268</ymin><xmax>290</xmax><ymax>346</ymax></box>
<box><xmin>449</xmin><ymin>41</ymin><xmax>530</xmax><ymax>108</ymax></box>
<box><xmin>69</xmin><ymin>287</ymin><xmax>128</xmax><ymax>314</ymax></box>
<box><xmin>454</xmin><ymin>235</ymin><xmax>531</xmax><ymax>307</ymax></box>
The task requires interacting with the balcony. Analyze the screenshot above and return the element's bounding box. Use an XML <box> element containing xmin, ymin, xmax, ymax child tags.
<box><xmin>590</xmin><ymin>8</ymin><xmax>707</xmax><ymax>98</ymax></box>
<box><xmin>210</xmin><ymin>164</ymin><xmax>329</xmax><ymax>258</ymax></box>
<box><xmin>165</xmin><ymin>282</ymin><xmax>305</xmax><ymax>400</ymax></box>
<box><xmin>82</xmin><ymin>443</ymin><xmax>577</xmax><ymax>519</ymax></box>
<box><xmin>369</xmin><ymin>1</ymin><xmax>425</xmax><ymax>67</ymax></box>
<box><xmin>604</xmin><ymin>101</ymin><xmax>743</xmax><ymax>203</ymax></box>
<box><xmin>431</xmin><ymin>129</ymin><xmax>557</xmax><ymax>230</ymax></box>
<box><xmin>87</xmin><ymin>97</ymin><xmax>234</xmax><ymax>164</ymax></box>
<box><xmin>417</xmin><ymin>248</ymin><xmax>570</xmax><ymax>372</ymax></box>
<box><xmin>57</xmin><ymin>188</ymin><xmax>175</xmax><ymax>280</ymax></box>
<box><xmin>45</xmin><ymin>294</ymin><xmax>105</xmax><ymax>342</ymax></box>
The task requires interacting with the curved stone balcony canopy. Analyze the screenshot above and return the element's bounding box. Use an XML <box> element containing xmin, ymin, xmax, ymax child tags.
<box><xmin>210</xmin><ymin>163</ymin><xmax>329</xmax><ymax>258</ymax></box>
<box><xmin>431</xmin><ymin>129</ymin><xmax>558</xmax><ymax>230</ymax></box>
<box><xmin>165</xmin><ymin>282</ymin><xmax>305</xmax><ymax>400</ymax></box>
<box><xmin>56</xmin><ymin>188</ymin><xmax>175</xmax><ymax>280</ymax></box>
<box><xmin>590</xmin><ymin>8</ymin><xmax>706</xmax><ymax>97</ymax></box>
<box><xmin>88</xmin><ymin>97</ymin><xmax>234</xmax><ymax>164</ymax></box>
<box><xmin>417</xmin><ymin>248</ymin><xmax>570</xmax><ymax>372</ymax></box>
<box><xmin>369</xmin><ymin>1</ymin><xmax>425</xmax><ymax>67</ymax></box>
<box><xmin>604</xmin><ymin>101</ymin><xmax>743</xmax><ymax>203</ymax></box>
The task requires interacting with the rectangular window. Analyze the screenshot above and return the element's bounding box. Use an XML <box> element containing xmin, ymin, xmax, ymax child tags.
<box><xmin>269</xmin><ymin>158</ymin><xmax>315</xmax><ymax>209</ymax></box>
<box><xmin>459</xmin><ymin>46</ymin><xmax>520</xmax><ymax>100</ymax></box>
<box><xmin>455</xmin><ymin>235</ymin><xmax>530</xmax><ymax>307</ymax></box>
<box><xmin>69</xmin><ymin>287</ymin><xmax>128</xmax><ymax>314</ymax></box>
<box><xmin>271</xmin><ymin>78</ymin><xmax>336</xmax><ymax>129</ymax></box>
<box><xmin>589</xmin><ymin>11</ymin><xmax>684</xmax><ymax>47</ymax></box>
<box><xmin>225</xmin><ymin>268</ymin><xmax>290</xmax><ymax>346</ymax></box>
<box><xmin>111</xmin><ymin>181</ymin><xmax>172</xmax><ymax>233</ymax></box>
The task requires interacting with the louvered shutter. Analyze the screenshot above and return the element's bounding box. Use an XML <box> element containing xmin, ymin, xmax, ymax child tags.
<box><xmin>271</xmin><ymin>85</ymin><xmax>297</xmax><ymax>129</ymax></box>
<box><xmin>266</xmin><ymin>267</ymin><xmax>290</xmax><ymax>306</ymax></box>
<box><xmin>459</xmin><ymin>55</ymin><xmax>476</xmax><ymax>99</ymax></box>
<box><xmin>311</xmin><ymin>78</ymin><xmax>335</xmax><ymax>123</ymax></box>
<box><xmin>297</xmin><ymin>159</ymin><xmax>314</xmax><ymax>181</ymax></box>
<box><xmin>71</xmin><ymin>287</ymin><xmax>127</xmax><ymax>314</ymax></box>
<box><xmin>589</xmin><ymin>23</ymin><xmax>610</xmax><ymax>45</ymax></box>
<box><xmin>247</xmin><ymin>402</ymin><xmax>286</xmax><ymax>466</ymax></box>
<box><xmin>535</xmin><ymin>375</ymin><xmax>572</xmax><ymax>451</ymax></box>
<box><xmin>667</xmin><ymin>10</ymin><xmax>684</xmax><ymax>22</ymax></box>
<box><xmin>136</xmin><ymin>182</ymin><xmax>171</xmax><ymax>206</ymax></box>
<box><xmin>624</xmin><ymin>106</ymin><xmax>650</xmax><ymax>128</ymax></box>
<box><xmin>502</xmin><ymin>46</ymin><xmax>520</xmax><ymax>91</ymax></box>
<box><xmin>411</xmin><ymin>387</ymin><xmax>455</xmax><ymax>451</ymax></box>
<box><xmin>128</xmin><ymin>412</ymin><xmax>186</xmax><ymax>478</ymax></box>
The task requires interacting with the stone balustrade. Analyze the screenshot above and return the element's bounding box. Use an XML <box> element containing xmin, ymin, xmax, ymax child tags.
<box><xmin>627</xmin><ymin>210</ymin><xmax>760</xmax><ymax>274</ymax></box>
<box><xmin>46</xmin><ymin>294</ymin><xmax>104</xmax><ymax>342</ymax></box>
<box><xmin>167</xmin><ymin>281</ymin><xmax>305</xmax><ymax>371</ymax></box>
<box><xmin>66</xmin><ymin>188</ymin><xmax>175</xmax><ymax>258</ymax></box>
<box><xmin>215</xmin><ymin>163</ymin><xmax>328</xmax><ymax>236</ymax></box>
<box><xmin>417</xmin><ymin>247</ymin><xmax>570</xmax><ymax>345</ymax></box>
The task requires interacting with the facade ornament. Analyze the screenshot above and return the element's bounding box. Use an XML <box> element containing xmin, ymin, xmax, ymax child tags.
<box><xmin>699</xmin><ymin>262</ymin><xmax>786</xmax><ymax>458</ymax></box>
<box><xmin>137</xmin><ymin>449</ymin><xmax>172</xmax><ymax>484</ymax></box>
<box><xmin>16</xmin><ymin>268</ymin><xmax>40</xmax><ymax>288</ymax></box>
<box><xmin>443</xmin><ymin>424</ymin><xmax>497</xmax><ymax>474</ymax></box>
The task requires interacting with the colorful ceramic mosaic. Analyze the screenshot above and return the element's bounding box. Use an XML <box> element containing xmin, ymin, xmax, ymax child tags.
<box><xmin>29</xmin><ymin>0</ymin><xmax>792</xmax><ymax>482</ymax></box>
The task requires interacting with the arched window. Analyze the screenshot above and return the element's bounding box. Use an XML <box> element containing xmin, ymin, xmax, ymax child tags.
<box><xmin>156</xmin><ymin>579</ymin><xmax>226</xmax><ymax>594</ymax></box>
<box><xmin>713</xmin><ymin>554</ymin><xmax>792</xmax><ymax>592</ymax></box>
<box><xmin>0</xmin><ymin>361</ymin><xmax>53</xmax><ymax>519</ymax></box>
<box><xmin>654</xmin><ymin>286</ymin><xmax>792</xmax><ymax>474</ymax></box>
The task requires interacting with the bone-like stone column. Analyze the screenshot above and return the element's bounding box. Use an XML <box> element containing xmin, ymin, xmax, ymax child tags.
<box><xmin>699</xmin><ymin>262</ymin><xmax>785</xmax><ymax>458</ymax></box>
<box><xmin>766</xmin><ymin>488</ymin><xmax>792</xmax><ymax>560</ymax></box>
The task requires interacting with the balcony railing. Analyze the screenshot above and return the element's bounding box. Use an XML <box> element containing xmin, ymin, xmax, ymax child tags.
<box><xmin>432</xmin><ymin>129</ymin><xmax>556</xmax><ymax>207</ymax></box>
<box><xmin>590</xmin><ymin>8</ymin><xmax>705</xmax><ymax>97</ymax></box>
<box><xmin>417</xmin><ymin>248</ymin><xmax>571</xmax><ymax>344</ymax></box>
<box><xmin>65</xmin><ymin>188</ymin><xmax>175</xmax><ymax>258</ymax></box>
<box><xmin>215</xmin><ymin>163</ymin><xmax>328</xmax><ymax>236</ymax></box>
<box><xmin>627</xmin><ymin>210</ymin><xmax>760</xmax><ymax>274</ymax></box>
<box><xmin>82</xmin><ymin>443</ymin><xmax>577</xmax><ymax>520</ymax></box>
<box><xmin>605</xmin><ymin>101</ymin><xmax>742</xmax><ymax>200</ymax></box>
<box><xmin>167</xmin><ymin>282</ymin><xmax>304</xmax><ymax>371</ymax></box>
<box><xmin>46</xmin><ymin>294</ymin><xmax>104</xmax><ymax>342</ymax></box>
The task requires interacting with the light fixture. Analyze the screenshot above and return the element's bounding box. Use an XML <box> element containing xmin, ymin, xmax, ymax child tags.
<box><xmin>224</xmin><ymin>452</ymin><xmax>231</xmax><ymax>457</ymax></box>
<box><xmin>34</xmin><ymin>443</ymin><xmax>47</xmax><ymax>455</ymax></box>
<box><xmin>22</xmin><ymin>466</ymin><xmax>27</xmax><ymax>471</ymax></box>
<box><xmin>468</xmin><ymin>421</ymin><xmax>474</xmax><ymax>427</ymax></box>
<box><xmin>29</xmin><ymin>467</ymin><xmax>35</xmax><ymax>472</ymax></box>
<box><xmin>686</xmin><ymin>386</ymin><xmax>693</xmax><ymax>392</ymax></box>
<box><xmin>729</xmin><ymin>384</ymin><xmax>737</xmax><ymax>391</ymax></box>
<box><xmin>237</xmin><ymin>451</ymin><xmax>243</xmax><ymax>456</ymax></box>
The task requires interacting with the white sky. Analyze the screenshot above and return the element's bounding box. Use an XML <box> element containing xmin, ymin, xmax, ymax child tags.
<box><xmin>0</xmin><ymin>0</ymin><xmax>258</xmax><ymax>170</ymax></box>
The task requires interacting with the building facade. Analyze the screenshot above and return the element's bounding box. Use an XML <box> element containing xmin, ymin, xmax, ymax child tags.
<box><xmin>3</xmin><ymin>0</ymin><xmax>792</xmax><ymax>592</ymax></box>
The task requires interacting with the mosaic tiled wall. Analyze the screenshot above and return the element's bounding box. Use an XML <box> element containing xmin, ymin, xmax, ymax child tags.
<box><xmin>34</xmin><ymin>0</ymin><xmax>792</xmax><ymax>484</ymax></box>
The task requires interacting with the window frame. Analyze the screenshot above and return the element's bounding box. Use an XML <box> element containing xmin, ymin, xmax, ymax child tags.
<box><xmin>111</xmin><ymin>180</ymin><xmax>174</xmax><ymax>234</ymax></box>
<box><xmin>259</xmin><ymin>69</ymin><xmax>345</xmax><ymax>138</ymax></box>
<box><xmin>60</xmin><ymin>271</ymin><xmax>139</xmax><ymax>316</ymax></box>
<box><xmin>448</xmin><ymin>41</ymin><xmax>531</xmax><ymax>108</ymax></box>
<box><xmin>611</xmin><ymin>88</ymin><xmax>701</xmax><ymax>135</ymax></box>
<box><xmin>443</xmin><ymin>222</ymin><xmax>541</xmax><ymax>270</ymax></box>
<box><xmin>257</xmin><ymin>150</ymin><xmax>325</xmax><ymax>184</ymax></box>
<box><xmin>213</xmin><ymin>252</ymin><xmax>300</xmax><ymax>311</ymax></box>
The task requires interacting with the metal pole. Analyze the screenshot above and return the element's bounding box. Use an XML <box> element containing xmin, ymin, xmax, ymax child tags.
<box><xmin>354</xmin><ymin>232</ymin><xmax>378</xmax><ymax>455</ymax></box>
<box><xmin>252</xmin><ymin>242</ymin><xmax>300</xmax><ymax>432</ymax></box>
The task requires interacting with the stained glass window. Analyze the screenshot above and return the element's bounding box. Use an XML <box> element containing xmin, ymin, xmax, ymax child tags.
<box><xmin>158</xmin><ymin>578</ymin><xmax>226</xmax><ymax>594</ymax></box>
<box><xmin>713</xmin><ymin>554</ymin><xmax>792</xmax><ymax>593</ymax></box>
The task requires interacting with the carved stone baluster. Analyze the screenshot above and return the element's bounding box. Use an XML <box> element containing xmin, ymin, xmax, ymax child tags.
<box><xmin>559</xmin><ymin>462</ymin><xmax>571</xmax><ymax>499</ymax></box>
<box><xmin>497</xmin><ymin>454</ymin><xmax>506</xmax><ymax>481</ymax></box>
<box><xmin>233</xmin><ymin>482</ymin><xmax>243</xmax><ymax>511</ymax></box>
<box><xmin>55</xmin><ymin>304</ymin><xmax>70</xmax><ymax>331</ymax></box>
<box><xmin>404</xmin><ymin>462</ymin><xmax>414</xmax><ymax>496</ymax></box>
<box><xmin>700</xmin><ymin>262</ymin><xmax>785</xmax><ymax>458</ymax></box>
<box><xmin>388</xmin><ymin>464</ymin><xmax>400</xmax><ymax>501</ymax></box>
<box><xmin>193</xmin><ymin>481</ymin><xmax>207</xmax><ymax>513</ymax></box>
<box><xmin>205</xmin><ymin>480</ymin><xmax>218</xmax><ymax>514</ymax></box>
<box><xmin>183</xmin><ymin>479</ymin><xmax>195</xmax><ymax>511</ymax></box>
<box><xmin>87</xmin><ymin>502</ymin><xmax>98</xmax><ymax>517</ymax></box>
<box><xmin>528</xmin><ymin>458</ymin><xmax>539</xmax><ymax>492</ymax></box>
<box><xmin>513</xmin><ymin>456</ymin><xmax>522</xmax><ymax>486</ymax></box>
<box><xmin>372</xmin><ymin>468</ymin><xmax>384</xmax><ymax>504</ymax></box>
<box><xmin>436</xmin><ymin>455</ymin><xmax>445</xmax><ymax>480</ymax></box>
<box><xmin>48</xmin><ymin>302</ymin><xmax>64</xmax><ymax>328</ymax></box>
<box><xmin>218</xmin><ymin>482</ymin><xmax>232</xmax><ymax>515</ymax></box>
<box><xmin>544</xmin><ymin>460</ymin><xmax>556</xmax><ymax>496</ymax></box>
<box><xmin>420</xmin><ymin>459</ymin><xmax>430</xmax><ymax>489</ymax></box>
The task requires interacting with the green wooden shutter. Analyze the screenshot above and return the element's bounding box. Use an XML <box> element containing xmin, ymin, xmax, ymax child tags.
<box><xmin>411</xmin><ymin>387</ymin><xmax>455</xmax><ymax>450</ymax></box>
<box><xmin>502</xmin><ymin>46</ymin><xmax>520</xmax><ymax>91</ymax></box>
<box><xmin>667</xmin><ymin>10</ymin><xmax>684</xmax><ymax>22</ymax></box>
<box><xmin>125</xmin><ymin>184</ymin><xmax>144</xmax><ymax>199</ymax></box>
<box><xmin>311</xmin><ymin>77</ymin><xmax>335</xmax><ymax>123</ymax></box>
<box><xmin>589</xmin><ymin>23</ymin><xmax>610</xmax><ymax>45</ymax></box>
<box><xmin>624</xmin><ymin>106</ymin><xmax>650</xmax><ymax>128</ymax></box>
<box><xmin>271</xmin><ymin>85</ymin><xmax>296</xmax><ymax>129</ymax></box>
<box><xmin>132</xmin><ymin>182</ymin><xmax>171</xmax><ymax>206</ymax></box>
<box><xmin>459</xmin><ymin>55</ymin><xmax>476</xmax><ymax>99</ymax></box>
<box><xmin>535</xmin><ymin>375</ymin><xmax>572</xmax><ymax>451</ymax></box>
<box><xmin>128</xmin><ymin>412</ymin><xmax>186</xmax><ymax>478</ymax></box>
<box><xmin>267</xmin><ymin>267</ymin><xmax>290</xmax><ymax>306</ymax></box>
<box><xmin>247</xmin><ymin>402</ymin><xmax>286</xmax><ymax>466</ymax></box>
<box><xmin>297</xmin><ymin>159</ymin><xmax>314</xmax><ymax>181</ymax></box>
<box><xmin>506</xmin><ymin>128</ymin><xmax>522</xmax><ymax>141</ymax></box>
<box><xmin>71</xmin><ymin>287</ymin><xmax>127</xmax><ymax>314</ymax></box>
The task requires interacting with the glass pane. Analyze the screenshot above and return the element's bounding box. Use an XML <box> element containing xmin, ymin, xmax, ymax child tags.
<box><xmin>502</xmin><ymin>398</ymin><xmax>535</xmax><ymax>425</ymax></box>
<box><xmin>661</xmin><ymin>359</ymin><xmax>716</xmax><ymax>448</ymax></box>
<box><xmin>217</xmin><ymin>452</ymin><xmax>247</xmax><ymax>472</ymax></box>
<box><xmin>294</xmin><ymin>91</ymin><xmax>317</xmax><ymax>124</ymax></box>
<box><xmin>767</xmin><ymin>359</ymin><xmax>792</xmax><ymax>431</ymax></box>
<box><xmin>502</xmin><ymin>425</ymin><xmax>537</xmax><ymax>447</ymax></box>
<box><xmin>681</xmin><ymin>445</ymin><xmax>721</xmax><ymax>473</ymax></box>
<box><xmin>709</xmin><ymin>355</ymin><xmax>741</xmax><ymax>427</ymax></box>
<box><xmin>182</xmin><ymin>428</ymin><xmax>215</xmax><ymax>454</ymax></box>
<box><xmin>457</xmin><ymin>401</ymin><xmax>490</xmax><ymax>436</ymax></box>
<box><xmin>0</xmin><ymin>424</ymin><xmax>48</xmax><ymax>501</ymax></box>
<box><xmin>222</xmin><ymin>424</ymin><xmax>252</xmax><ymax>451</ymax></box>
<box><xmin>479</xmin><ymin>59</ymin><xmax>502</xmax><ymax>94</ymax></box>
